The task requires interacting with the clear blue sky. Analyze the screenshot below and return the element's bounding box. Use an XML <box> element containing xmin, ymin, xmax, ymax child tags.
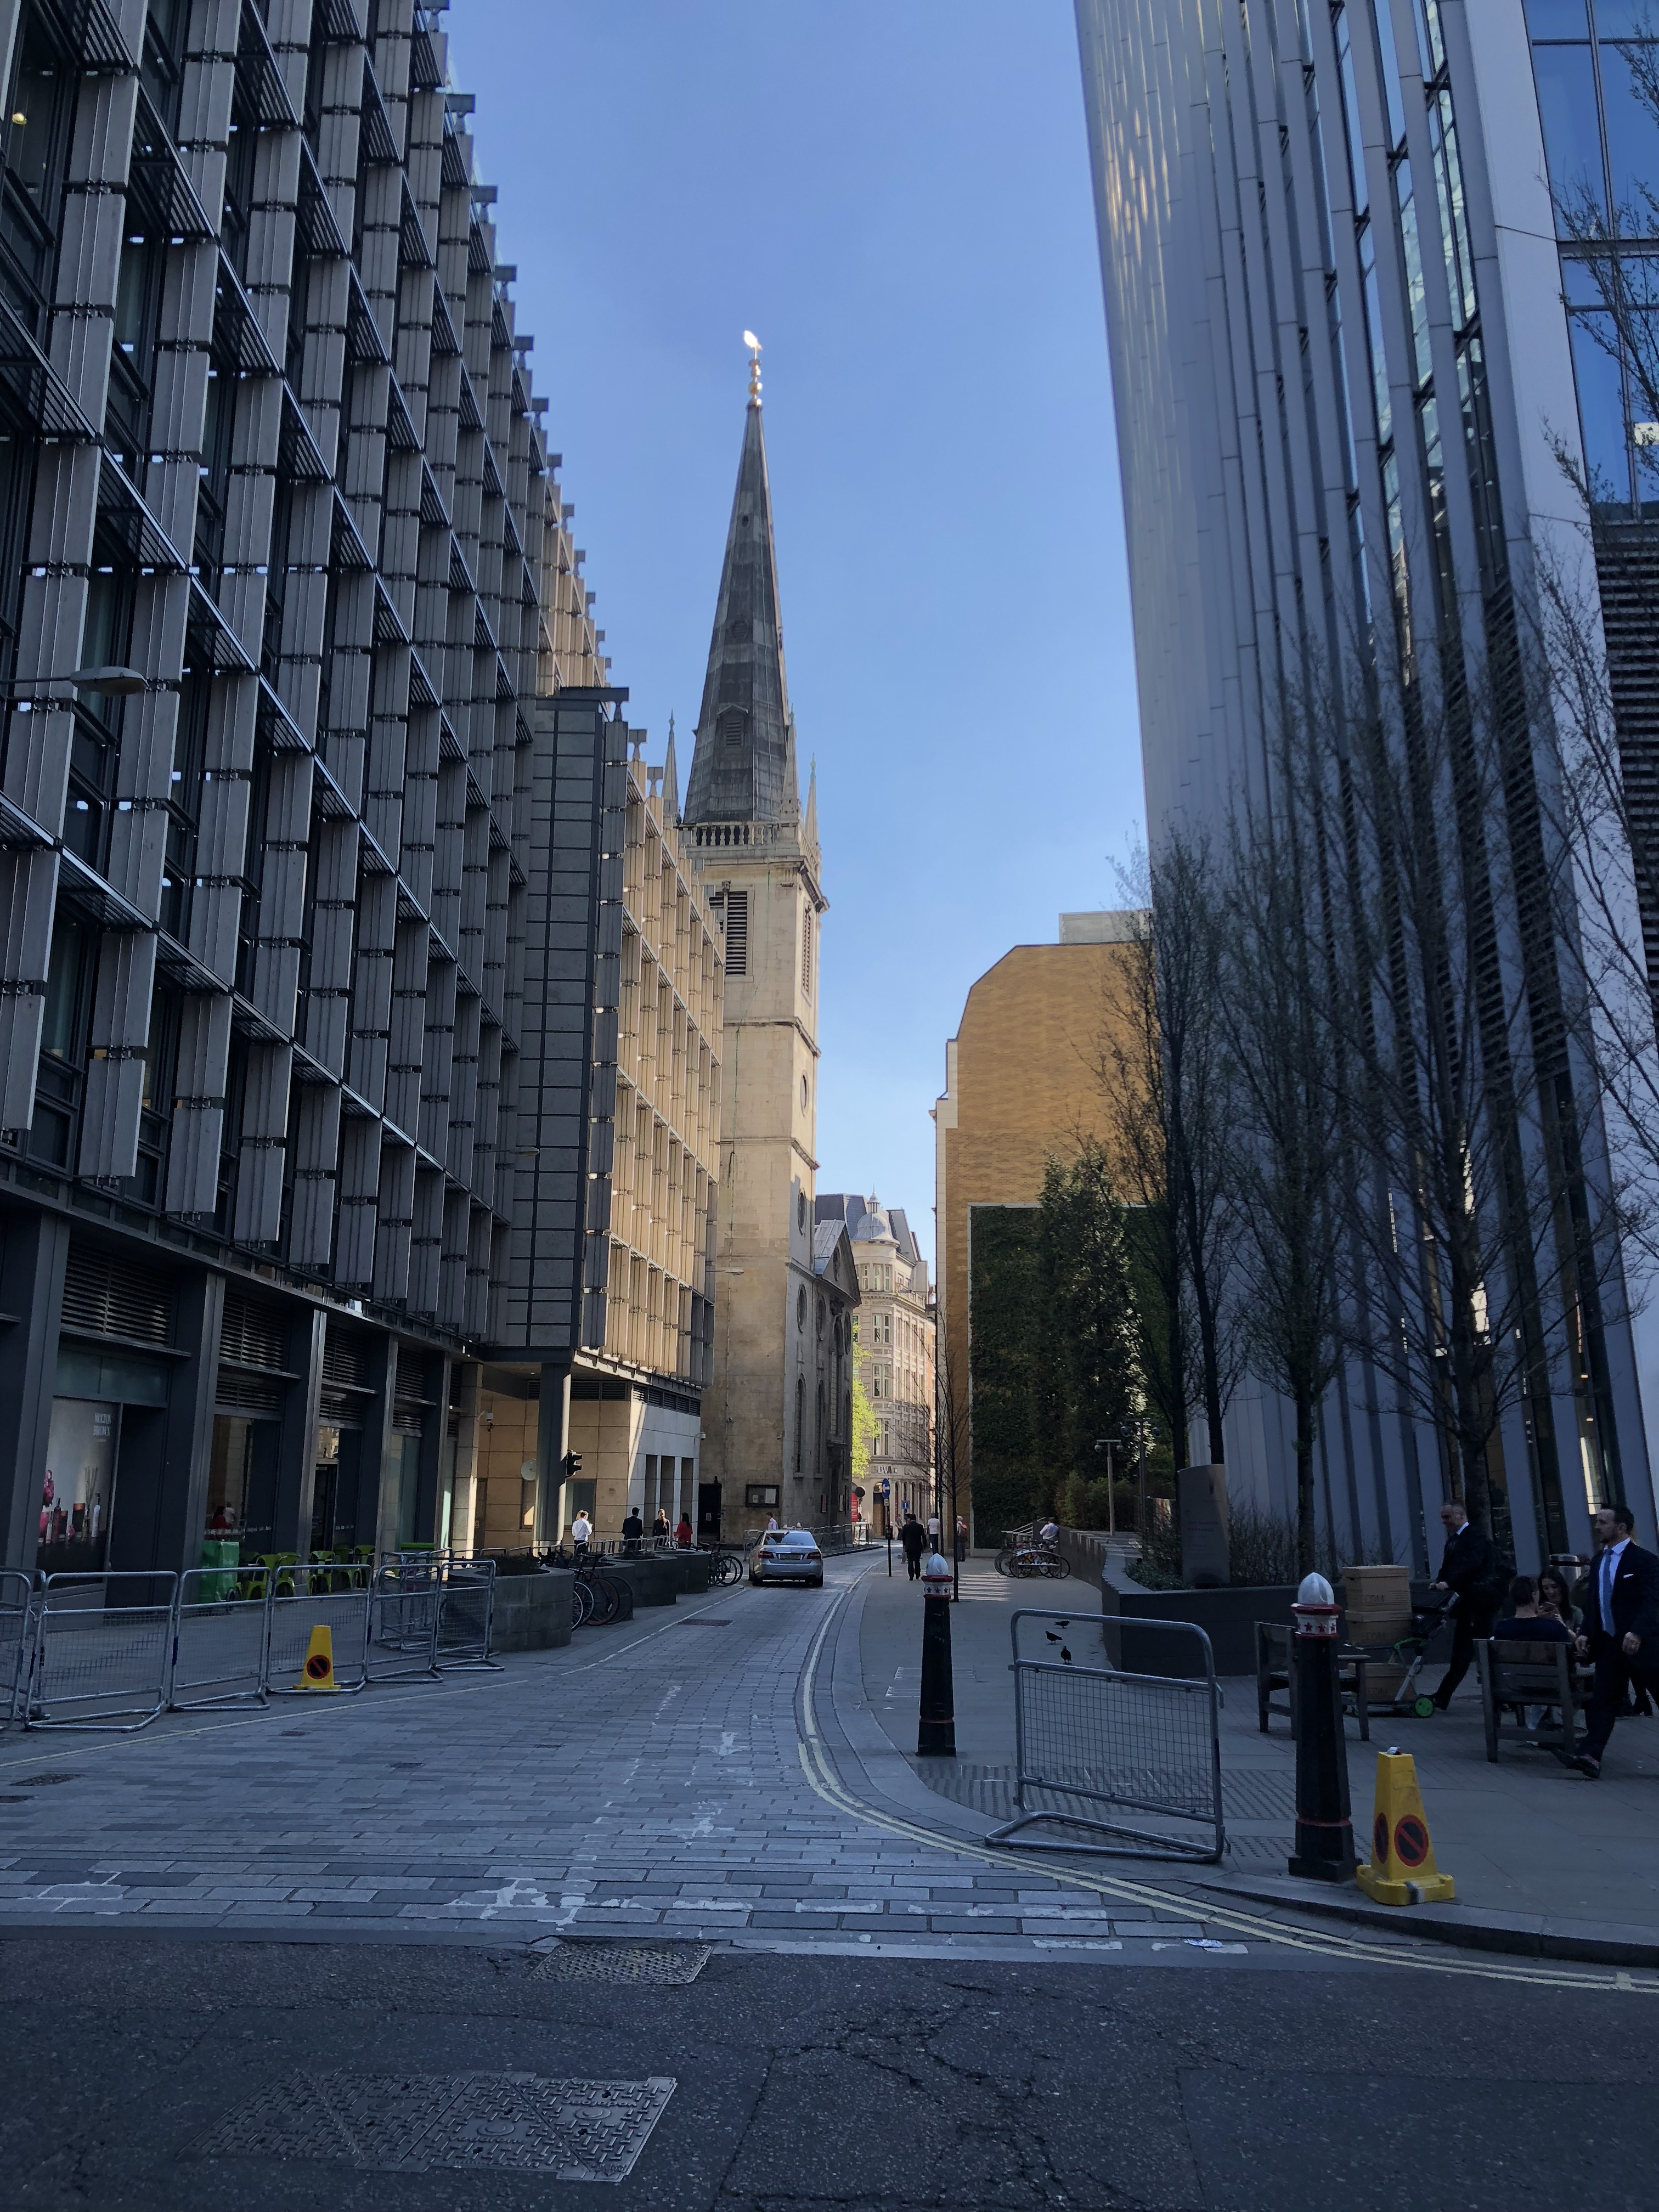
<box><xmin>446</xmin><ymin>1</ymin><xmax>1141</xmax><ymax>1265</ymax></box>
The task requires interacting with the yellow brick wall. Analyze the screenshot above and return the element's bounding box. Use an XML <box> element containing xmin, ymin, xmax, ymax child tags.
<box><xmin>938</xmin><ymin>942</ymin><xmax>1146</xmax><ymax>1535</ymax></box>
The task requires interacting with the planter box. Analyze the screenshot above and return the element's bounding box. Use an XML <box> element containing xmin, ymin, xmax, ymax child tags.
<box><xmin>604</xmin><ymin>1557</ymin><xmax>678</xmax><ymax>1608</ymax></box>
<box><xmin>490</xmin><ymin>1570</ymin><xmax>574</xmax><ymax>1651</ymax></box>
<box><xmin>672</xmin><ymin>1551</ymin><xmax>713</xmax><ymax>1596</ymax></box>
<box><xmin>1099</xmin><ymin>1557</ymin><xmax>1299</xmax><ymax>1677</ymax></box>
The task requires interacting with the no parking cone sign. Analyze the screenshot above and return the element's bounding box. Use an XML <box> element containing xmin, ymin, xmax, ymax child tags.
<box><xmin>1356</xmin><ymin>1748</ymin><xmax>1454</xmax><ymax>1904</ymax></box>
<box><xmin>297</xmin><ymin>1623</ymin><xmax>338</xmax><ymax>1692</ymax></box>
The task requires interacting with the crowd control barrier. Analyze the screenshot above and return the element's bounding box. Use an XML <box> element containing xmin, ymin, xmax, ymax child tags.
<box><xmin>0</xmin><ymin>1551</ymin><xmax>503</xmax><ymax>1733</ymax></box>
<box><xmin>171</xmin><ymin>1565</ymin><xmax>272</xmax><ymax>1711</ymax></box>
<box><xmin>25</xmin><ymin>1572</ymin><xmax>178</xmax><ymax>1732</ymax></box>
<box><xmin>367</xmin><ymin>1560</ymin><xmax>442</xmax><ymax>1682</ymax></box>
<box><xmin>435</xmin><ymin>1556</ymin><xmax>499</xmax><ymax>1671</ymax></box>
<box><xmin>986</xmin><ymin>1611</ymin><xmax>1225</xmax><ymax>1863</ymax></box>
<box><xmin>1</xmin><ymin>1568</ymin><xmax>34</xmax><ymax>1723</ymax></box>
<box><xmin>267</xmin><ymin>1563</ymin><xmax>370</xmax><ymax>1694</ymax></box>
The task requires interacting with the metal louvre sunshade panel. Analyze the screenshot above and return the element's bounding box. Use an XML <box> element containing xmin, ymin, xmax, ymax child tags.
<box><xmin>986</xmin><ymin>1610</ymin><xmax>1226</xmax><ymax>1863</ymax></box>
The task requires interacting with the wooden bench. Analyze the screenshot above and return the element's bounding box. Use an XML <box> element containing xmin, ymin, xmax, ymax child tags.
<box><xmin>1474</xmin><ymin>1637</ymin><xmax>1592</xmax><ymax>1762</ymax></box>
<box><xmin>1255</xmin><ymin>1621</ymin><xmax>1371</xmax><ymax>1741</ymax></box>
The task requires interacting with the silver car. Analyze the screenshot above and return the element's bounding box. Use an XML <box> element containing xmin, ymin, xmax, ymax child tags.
<box><xmin>749</xmin><ymin>1529</ymin><xmax>825</xmax><ymax>1588</ymax></box>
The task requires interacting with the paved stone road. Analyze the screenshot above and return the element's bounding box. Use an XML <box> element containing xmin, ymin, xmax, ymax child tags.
<box><xmin>0</xmin><ymin>1555</ymin><xmax>1651</xmax><ymax>1991</ymax></box>
<box><xmin>0</xmin><ymin>1557</ymin><xmax>1296</xmax><ymax>1962</ymax></box>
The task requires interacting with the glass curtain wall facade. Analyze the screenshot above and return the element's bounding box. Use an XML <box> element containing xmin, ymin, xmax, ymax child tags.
<box><xmin>1075</xmin><ymin>0</ymin><xmax>1659</xmax><ymax>1567</ymax></box>
<box><xmin>0</xmin><ymin>0</ymin><xmax>620</xmax><ymax>1583</ymax></box>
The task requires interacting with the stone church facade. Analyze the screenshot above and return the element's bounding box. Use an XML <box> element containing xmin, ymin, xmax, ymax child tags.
<box><xmin>683</xmin><ymin>361</ymin><xmax>855</xmax><ymax>1539</ymax></box>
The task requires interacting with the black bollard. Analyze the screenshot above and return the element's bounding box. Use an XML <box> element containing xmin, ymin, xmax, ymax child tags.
<box><xmin>917</xmin><ymin>1551</ymin><xmax>956</xmax><ymax>1757</ymax></box>
<box><xmin>1287</xmin><ymin>1572</ymin><xmax>1356</xmax><ymax>1881</ymax></box>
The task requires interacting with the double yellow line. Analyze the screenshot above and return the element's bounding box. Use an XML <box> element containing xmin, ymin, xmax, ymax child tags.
<box><xmin>795</xmin><ymin>1576</ymin><xmax>1656</xmax><ymax>1995</ymax></box>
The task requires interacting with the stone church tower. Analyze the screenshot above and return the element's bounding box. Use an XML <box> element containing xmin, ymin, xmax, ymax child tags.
<box><xmin>684</xmin><ymin>351</ymin><xmax>854</xmax><ymax>1536</ymax></box>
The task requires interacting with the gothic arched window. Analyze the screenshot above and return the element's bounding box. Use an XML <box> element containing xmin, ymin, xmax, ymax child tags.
<box><xmin>795</xmin><ymin>1374</ymin><xmax>805</xmax><ymax>1472</ymax></box>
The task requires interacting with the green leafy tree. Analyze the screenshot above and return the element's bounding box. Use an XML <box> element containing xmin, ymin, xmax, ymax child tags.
<box><xmin>1037</xmin><ymin>1142</ymin><xmax>1142</xmax><ymax>1487</ymax></box>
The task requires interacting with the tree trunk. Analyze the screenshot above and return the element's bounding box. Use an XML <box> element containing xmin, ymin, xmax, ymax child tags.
<box><xmin>1295</xmin><ymin>1383</ymin><xmax>1318</xmax><ymax>1579</ymax></box>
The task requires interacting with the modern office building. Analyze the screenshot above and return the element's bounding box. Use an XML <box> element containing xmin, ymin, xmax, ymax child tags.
<box><xmin>682</xmin><ymin>351</ymin><xmax>855</xmax><ymax>1538</ymax></box>
<box><xmin>816</xmin><ymin>1192</ymin><xmax>934</xmax><ymax>1535</ymax></box>
<box><xmin>933</xmin><ymin>917</ymin><xmax>1144</xmax><ymax>1543</ymax></box>
<box><xmin>1074</xmin><ymin>0</ymin><xmax>1659</xmax><ymax>1564</ymax></box>
<box><xmin>0</xmin><ymin>0</ymin><xmax>711</xmax><ymax>1586</ymax></box>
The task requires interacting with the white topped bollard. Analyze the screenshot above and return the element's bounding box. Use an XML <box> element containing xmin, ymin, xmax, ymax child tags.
<box><xmin>1288</xmin><ymin>1570</ymin><xmax>1356</xmax><ymax>1881</ymax></box>
<box><xmin>918</xmin><ymin>1551</ymin><xmax>956</xmax><ymax>1756</ymax></box>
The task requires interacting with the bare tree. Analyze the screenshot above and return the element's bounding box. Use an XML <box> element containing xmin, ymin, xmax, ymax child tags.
<box><xmin>1217</xmin><ymin>727</ymin><xmax>1347</xmax><ymax>1577</ymax></box>
<box><xmin>1333</xmin><ymin>648</ymin><xmax>1639</xmax><ymax>1550</ymax></box>
<box><xmin>1102</xmin><ymin>837</ymin><xmax>1240</xmax><ymax>1470</ymax></box>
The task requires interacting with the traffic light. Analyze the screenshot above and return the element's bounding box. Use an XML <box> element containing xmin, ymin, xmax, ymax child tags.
<box><xmin>562</xmin><ymin>1451</ymin><xmax>583</xmax><ymax>1479</ymax></box>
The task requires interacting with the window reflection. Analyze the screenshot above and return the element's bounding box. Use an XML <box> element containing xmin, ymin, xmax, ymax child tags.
<box><xmin>1526</xmin><ymin>0</ymin><xmax>1590</xmax><ymax>33</ymax></box>
<box><xmin>1534</xmin><ymin>43</ymin><xmax>1609</xmax><ymax>224</ymax></box>
<box><xmin>1601</xmin><ymin>43</ymin><xmax>1659</xmax><ymax>222</ymax></box>
<box><xmin>1570</xmin><ymin>311</ymin><xmax>1634</xmax><ymax>503</ymax></box>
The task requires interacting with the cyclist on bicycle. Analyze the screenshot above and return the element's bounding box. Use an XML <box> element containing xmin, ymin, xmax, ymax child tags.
<box><xmin>1039</xmin><ymin>1516</ymin><xmax>1060</xmax><ymax>1550</ymax></box>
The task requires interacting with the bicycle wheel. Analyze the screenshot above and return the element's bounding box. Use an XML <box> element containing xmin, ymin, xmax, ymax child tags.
<box><xmin>586</xmin><ymin>1575</ymin><xmax>619</xmax><ymax>1627</ymax></box>
<box><xmin>572</xmin><ymin>1579</ymin><xmax>593</xmax><ymax>1628</ymax></box>
<box><xmin>718</xmin><ymin>1553</ymin><xmax>742</xmax><ymax>1587</ymax></box>
<box><xmin>994</xmin><ymin>1550</ymin><xmax>1013</xmax><ymax>1577</ymax></box>
<box><xmin>1040</xmin><ymin>1555</ymin><xmax>1072</xmax><ymax>1580</ymax></box>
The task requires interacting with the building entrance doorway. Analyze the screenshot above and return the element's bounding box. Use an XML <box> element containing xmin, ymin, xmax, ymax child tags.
<box><xmin>697</xmin><ymin>1481</ymin><xmax>722</xmax><ymax>1539</ymax></box>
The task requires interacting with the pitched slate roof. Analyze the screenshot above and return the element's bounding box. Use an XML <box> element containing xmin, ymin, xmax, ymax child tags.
<box><xmin>684</xmin><ymin>397</ymin><xmax>799</xmax><ymax>827</ymax></box>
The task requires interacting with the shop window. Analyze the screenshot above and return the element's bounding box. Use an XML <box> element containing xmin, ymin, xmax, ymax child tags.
<box><xmin>39</xmin><ymin>1396</ymin><xmax>117</xmax><ymax>1575</ymax></box>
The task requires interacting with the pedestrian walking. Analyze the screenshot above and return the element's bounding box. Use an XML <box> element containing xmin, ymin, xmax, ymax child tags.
<box><xmin>675</xmin><ymin>1513</ymin><xmax>693</xmax><ymax>1548</ymax></box>
<box><xmin>954</xmin><ymin>1515</ymin><xmax>967</xmax><ymax>1566</ymax></box>
<box><xmin>900</xmin><ymin>1513</ymin><xmax>926</xmax><ymax>1582</ymax></box>
<box><xmin>622</xmin><ymin>1507</ymin><xmax>644</xmax><ymax>1557</ymax></box>
<box><xmin>571</xmin><ymin>1510</ymin><xmax>591</xmax><ymax>1559</ymax></box>
<box><xmin>927</xmin><ymin>1513</ymin><xmax>940</xmax><ymax>1545</ymax></box>
<box><xmin>1572</xmin><ymin>1502</ymin><xmax>1659</xmax><ymax>1778</ymax></box>
<box><xmin>1427</xmin><ymin>1498</ymin><xmax>1504</xmax><ymax>1711</ymax></box>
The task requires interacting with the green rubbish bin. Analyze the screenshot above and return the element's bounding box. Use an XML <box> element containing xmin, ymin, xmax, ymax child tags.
<box><xmin>199</xmin><ymin>1537</ymin><xmax>240</xmax><ymax>1604</ymax></box>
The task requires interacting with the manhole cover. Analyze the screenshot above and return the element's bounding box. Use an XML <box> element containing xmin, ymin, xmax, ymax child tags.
<box><xmin>677</xmin><ymin>1618</ymin><xmax>730</xmax><ymax>1627</ymax></box>
<box><xmin>531</xmin><ymin>1940</ymin><xmax>710</xmax><ymax>1986</ymax></box>
<box><xmin>193</xmin><ymin>2071</ymin><xmax>674</xmax><ymax>2179</ymax></box>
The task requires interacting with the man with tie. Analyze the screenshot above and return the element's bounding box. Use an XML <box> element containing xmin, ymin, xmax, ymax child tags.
<box><xmin>1573</xmin><ymin>1502</ymin><xmax>1659</xmax><ymax>1778</ymax></box>
<box><xmin>1427</xmin><ymin>1498</ymin><xmax>1503</xmax><ymax>1711</ymax></box>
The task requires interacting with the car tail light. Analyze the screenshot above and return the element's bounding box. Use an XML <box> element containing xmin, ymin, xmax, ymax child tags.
<box><xmin>804</xmin><ymin>1550</ymin><xmax>821</xmax><ymax>1563</ymax></box>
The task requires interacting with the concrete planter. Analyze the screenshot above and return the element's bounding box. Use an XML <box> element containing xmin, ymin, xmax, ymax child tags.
<box><xmin>1099</xmin><ymin>1556</ymin><xmax>1297</xmax><ymax>1677</ymax></box>
<box><xmin>490</xmin><ymin>1570</ymin><xmax>575</xmax><ymax>1651</ymax></box>
<box><xmin>604</xmin><ymin>1556</ymin><xmax>678</xmax><ymax>1607</ymax></box>
<box><xmin>670</xmin><ymin>1551</ymin><xmax>713</xmax><ymax>1596</ymax></box>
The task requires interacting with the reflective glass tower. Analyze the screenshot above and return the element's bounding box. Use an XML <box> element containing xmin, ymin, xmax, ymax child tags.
<box><xmin>1075</xmin><ymin>0</ymin><xmax>1659</xmax><ymax>1565</ymax></box>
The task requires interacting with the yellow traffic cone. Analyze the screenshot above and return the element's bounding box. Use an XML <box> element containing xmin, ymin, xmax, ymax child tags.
<box><xmin>296</xmin><ymin>1622</ymin><xmax>338</xmax><ymax>1692</ymax></box>
<box><xmin>1356</xmin><ymin>1748</ymin><xmax>1454</xmax><ymax>1904</ymax></box>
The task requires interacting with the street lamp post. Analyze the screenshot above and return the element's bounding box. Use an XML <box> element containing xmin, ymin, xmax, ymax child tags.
<box><xmin>1093</xmin><ymin>1437</ymin><xmax>1123</xmax><ymax>1539</ymax></box>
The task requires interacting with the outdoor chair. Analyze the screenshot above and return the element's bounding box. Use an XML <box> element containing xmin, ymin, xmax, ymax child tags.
<box><xmin>1255</xmin><ymin>1620</ymin><xmax>1372</xmax><ymax>1741</ymax></box>
<box><xmin>1474</xmin><ymin>1637</ymin><xmax>1592</xmax><ymax>1762</ymax></box>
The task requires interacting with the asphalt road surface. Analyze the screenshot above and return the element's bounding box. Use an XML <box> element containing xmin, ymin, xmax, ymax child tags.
<box><xmin>4</xmin><ymin>1928</ymin><xmax>1655</xmax><ymax>2210</ymax></box>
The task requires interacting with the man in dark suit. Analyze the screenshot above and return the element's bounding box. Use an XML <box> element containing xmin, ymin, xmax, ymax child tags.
<box><xmin>1428</xmin><ymin>1498</ymin><xmax>1502</xmax><ymax>1711</ymax></box>
<box><xmin>1573</xmin><ymin>1501</ymin><xmax>1659</xmax><ymax>1777</ymax></box>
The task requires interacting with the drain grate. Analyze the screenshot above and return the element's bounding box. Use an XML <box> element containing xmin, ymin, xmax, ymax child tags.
<box><xmin>676</xmin><ymin>1618</ymin><xmax>730</xmax><ymax>1628</ymax></box>
<box><xmin>192</xmin><ymin>2070</ymin><xmax>674</xmax><ymax>2179</ymax></box>
<box><xmin>531</xmin><ymin>1940</ymin><xmax>710</xmax><ymax>1986</ymax></box>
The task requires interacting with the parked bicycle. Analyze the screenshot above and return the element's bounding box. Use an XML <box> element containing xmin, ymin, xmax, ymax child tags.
<box><xmin>994</xmin><ymin>1537</ymin><xmax>1071</xmax><ymax>1580</ymax></box>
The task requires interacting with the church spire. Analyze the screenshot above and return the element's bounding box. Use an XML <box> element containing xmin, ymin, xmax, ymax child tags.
<box><xmin>682</xmin><ymin>337</ymin><xmax>798</xmax><ymax>829</ymax></box>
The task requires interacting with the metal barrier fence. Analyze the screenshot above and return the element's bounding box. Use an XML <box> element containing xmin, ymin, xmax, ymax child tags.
<box><xmin>0</xmin><ymin>1552</ymin><xmax>504</xmax><ymax>1730</ymax></box>
<box><xmin>367</xmin><ymin>1560</ymin><xmax>440</xmax><ymax>1682</ymax></box>
<box><xmin>436</xmin><ymin>1556</ymin><xmax>499</xmax><ymax>1670</ymax></box>
<box><xmin>986</xmin><ymin>1611</ymin><xmax>1225</xmax><ymax>1863</ymax></box>
<box><xmin>1</xmin><ymin>1567</ymin><xmax>32</xmax><ymax>1723</ymax></box>
<box><xmin>26</xmin><ymin>1572</ymin><xmax>178</xmax><ymax>1733</ymax></box>
<box><xmin>171</xmin><ymin>1565</ymin><xmax>271</xmax><ymax>1711</ymax></box>
<box><xmin>267</xmin><ymin>1564</ymin><xmax>370</xmax><ymax>1694</ymax></box>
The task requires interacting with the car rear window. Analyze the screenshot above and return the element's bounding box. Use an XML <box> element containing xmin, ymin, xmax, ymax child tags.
<box><xmin>779</xmin><ymin>1532</ymin><xmax>817</xmax><ymax>1549</ymax></box>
